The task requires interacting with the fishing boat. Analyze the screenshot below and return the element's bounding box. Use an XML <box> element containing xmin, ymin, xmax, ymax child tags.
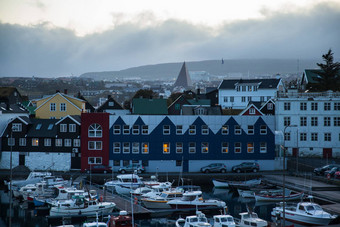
<box><xmin>176</xmin><ymin>211</ymin><xmax>212</xmax><ymax>227</ymax></box>
<box><xmin>104</xmin><ymin>174</ymin><xmax>143</xmax><ymax>192</ymax></box>
<box><xmin>141</xmin><ymin>191</ymin><xmax>183</xmax><ymax>209</ymax></box>
<box><xmin>49</xmin><ymin>195</ymin><xmax>116</xmax><ymax>216</ymax></box>
<box><xmin>5</xmin><ymin>171</ymin><xmax>52</xmax><ymax>190</ymax></box>
<box><xmin>107</xmin><ymin>210</ymin><xmax>136</xmax><ymax>227</ymax></box>
<box><xmin>130</xmin><ymin>186</ymin><xmax>153</xmax><ymax>199</ymax></box>
<box><xmin>213</xmin><ymin>206</ymin><xmax>235</xmax><ymax>227</ymax></box>
<box><xmin>167</xmin><ymin>190</ymin><xmax>226</xmax><ymax>209</ymax></box>
<box><xmin>254</xmin><ymin>191</ymin><xmax>304</xmax><ymax>202</ymax></box>
<box><xmin>271</xmin><ymin>196</ymin><xmax>337</xmax><ymax>226</ymax></box>
<box><xmin>234</xmin><ymin>212</ymin><xmax>268</xmax><ymax>227</ymax></box>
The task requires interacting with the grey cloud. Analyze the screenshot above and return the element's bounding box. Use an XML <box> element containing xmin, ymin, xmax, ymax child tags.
<box><xmin>0</xmin><ymin>2</ymin><xmax>339</xmax><ymax>77</ymax></box>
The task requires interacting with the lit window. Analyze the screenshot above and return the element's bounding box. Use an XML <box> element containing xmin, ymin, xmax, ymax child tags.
<box><xmin>247</xmin><ymin>142</ymin><xmax>254</xmax><ymax>153</ymax></box>
<box><xmin>88</xmin><ymin>141</ymin><xmax>102</xmax><ymax>150</ymax></box>
<box><xmin>132</xmin><ymin>142</ymin><xmax>139</xmax><ymax>153</ymax></box>
<box><xmin>221</xmin><ymin>125</ymin><xmax>228</xmax><ymax>135</ymax></box>
<box><xmin>88</xmin><ymin>124</ymin><xmax>102</xmax><ymax>137</ymax></box>
<box><xmin>234</xmin><ymin>142</ymin><xmax>241</xmax><ymax>153</ymax></box>
<box><xmin>113</xmin><ymin>142</ymin><xmax>120</xmax><ymax>153</ymax></box>
<box><xmin>201</xmin><ymin>142</ymin><xmax>209</xmax><ymax>153</ymax></box>
<box><xmin>142</xmin><ymin>143</ymin><xmax>149</xmax><ymax>154</ymax></box>
<box><xmin>221</xmin><ymin>142</ymin><xmax>228</xmax><ymax>153</ymax></box>
<box><xmin>32</xmin><ymin>138</ymin><xmax>39</xmax><ymax>146</ymax></box>
<box><xmin>163</xmin><ymin>142</ymin><xmax>170</xmax><ymax>154</ymax></box>
<box><xmin>176</xmin><ymin>142</ymin><xmax>183</xmax><ymax>153</ymax></box>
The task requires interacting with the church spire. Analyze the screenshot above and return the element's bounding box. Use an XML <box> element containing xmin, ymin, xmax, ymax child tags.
<box><xmin>173</xmin><ymin>62</ymin><xmax>192</xmax><ymax>89</ymax></box>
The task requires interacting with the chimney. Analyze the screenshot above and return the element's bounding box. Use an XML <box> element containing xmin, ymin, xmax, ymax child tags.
<box><xmin>64</xmin><ymin>89</ymin><xmax>68</xmax><ymax>94</ymax></box>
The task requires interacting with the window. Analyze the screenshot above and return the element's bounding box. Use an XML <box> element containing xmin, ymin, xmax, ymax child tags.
<box><xmin>224</xmin><ymin>96</ymin><xmax>228</xmax><ymax>102</ymax></box>
<box><xmin>32</xmin><ymin>138</ymin><xmax>39</xmax><ymax>146</ymax></box>
<box><xmin>114</xmin><ymin>125</ymin><xmax>121</xmax><ymax>134</ymax></box>
<box><xmin>221</xmin><ymin>142</ymin><xmax>229</xmax><ymax>153</ymax></box>
<box><xmin>284</xmin><ymin>117</ymin><xmax>291</xmax><ymax>127</ymax></box>
<box><xmin>221</xmin><ymin>125</ymin><xmax>229</xmax><ymax>135</ymax></box>
<box><xmin>176</xmin><ymin>142</ymin><xmax>183</xmax><ymax>153</ymax></box>
<box><xmin>247</xmin><ymin>142</ymin><xmax>254</xmax><ymax>153</ymax></box>
<box><xmin>260</xmin><ymin>142</ymin><xmax>267</xmax><ymax>153</ymax></box>
<box><xmin>12</xmin><ymin>123</ymin><xmax>22</xmax><ymax>132</ymax></box>
<box><xmin>55</xmin><ymin>139</ymin><xmax>62</xmax><ymax>147</ymax></box>
<box><xmin>142</xmin><ymin>125</ymin><xmax>148</xmax><ymax>135</ymax></box>
<box><xmin>234</xmin><ymin>125</ymin><xmax>241</xmax><ymax>135</ymax></box>
<box><xmin>108</xmin><ymin>101</ymin><xmax>114</xmax><ymax>106</ymax></box>
<box><xmin>163</xmin><ymin>142</ymin><xmax>170</xmax><ymax>154</ymax></box>
<box><xmin>44</xmin><ymin>138</ymin><xmax>51</xmax><ymax>146</ymax></box>
<box><xmin>19</xmin><ymin>138</ymin><xmax>26</xmax><ymax>146</ymax></box>
<box><xmin>201</xmin><ymin>142</ymin><xmax>209</xmax><ymax>153</ymax></box>
<box><xmin>248</xmin><ymin>86</ymin><xmax>252</xmax><ymax>91</ymax></box>
<box><xmin>113</xmin><ymin>160</ymin><xmax>120</xmax><ymax>166</ymax></box>
<box><xmin>142</xmin><ymin>143</ymin><xmax>149</xmax><ymax>154</ymax></box>
<box><xmin>300</xmin><ymin>117</ymin><xmax>307</xmax><ymax>126</ymax></box>
<box><xmin>189</xmin><ymin>142</ymin><xmax>196</xmax><ymax>153</ymax></box>
<box><xmin>175</xmin><ymin>103</ymin><xmax>181</xmax><ymax>110</ymax></box>
<box><xmin>50</xmin><ymin>103</ymin><xmax>56</xmax><ymax>111</ymax></box>
<box><xmin>249</xmin><ymin>108</ymin><xmax>255</xmax><ymax>114</ymax></box>
<box><xmin>201</xmin><ymin>125</ymin><xmax>209</xmax><ymax>135</ymax></box>
<box><xmin>260</xmin><ymin>96</ymin><xmax>265</xmax><ymax>102</ymax></box>
<box><xmin>230</xmin><ymin>97</ymin><xmax>234</xmax><ymax>102</ymax></box>
<box><xmin>267</xmin><ymin>103</ymin><xmax>273</xmax><ymax>110</ymax></box>
<box><xmin>260</xmin><ymin>125</ymin><xmax>267</xmax><ymax>135</ymax></box>
<box><xmin>88</xmin><ymin>157</ymin><xmax>102</xmax><ymax>165</ymax></box>
<box><xmin>176</xmin><ymin>125</ymin><xmax>183</xmax><ymax>135</ymax></box>
<box><xmin>176</xmin><ymin>160</ymin><xmax>182</xmax><ymax>166</ymax></box>
<box><xmin>60</xmin><ymin>103</ymin><xmax>66</xmax><ymax>112</ymax></box>
<box><xmin>248</xmin><ymin>96</ymin><xmax>252</xmax><ymax>102</ymax></box>
<box><xmin>311</xmin><ymin>133</ymin><xmax>318</xmax><ymax>141</ymax></box>
<box><xmin>8</xmin><ymin>138</ymin><xmax>15</xmax><ymax>146</ymax></box>
<box><xmin>335</xmin><ymin>102</ymin><xmax>340</xmax><ymax>110</ymax></box>
<box><xmin>241</xmin><ymin>97</ymin><xmax>246</xmax><ymax>102</ymax></box>
<box><xmin>163</xmin><ymin>125</ymin><xmax>170</xmax><ymax>135</ymax></box>
<box><xmin>299</xmin><ymin>133</ymin><xmax>307</xmax><ymax>141</ymax></box>
<box><xmin>113</xmin><ymin>142</ymin><xmax>120</xmax><ymax>153</ymax></box>
<box><xmin>88</xmin><ymin>141</ymin><xmax>102</xmax><ymax>150</ymax></box>
<box><xmin>311</xmin><ymin>117</ymin><xmax>318</xmax><ymax>126</ymax></box>
<box><xmin>300</xmin><ymin>102</ymin><xmax>307</xmax><ymax>111</ymax></box>
<box><xmin>36</xmin><ymin>123</ymin><xmax>42</xmax><ymax>130</ymax></box>
<box><xmin>284</xmin><ymin>102</ymin><xmax>291</xmax><ymax>110</ymax></box>
<box><xmin>69</xmin><ymin>124</ymin><xmax>76</xmax><ymax>132</ymax></box>
<box><xmin>248</xmin><ymin>125</ymin><xmax>254</xmax><ymax>135</ymax></box>
<box><xmin>234</xmin><ymin>142</ymin><xmax>241</xmax><ymax>153</ymax></box>
<box><xmin>334</xmin><ymin>117</ymin><xmax>340</xmax><ymax>126</ymax></box>
<box><xmin>132</xmin><ymin>142</ymin><xmax>139</xmax><ymax>153</ymax></box>
<box><xmin>324</xmin><ymin>133</ymin><xmax>331</xmax><ymax>142</ymax></box>
<box><xmin>64</xmin><ymin>139</ymin><xmax>72</xmax><ymax>147</ymax></box>
<box><xmin>324</xmin><ymin>102</ymin><xmax>331</xmax><ymax>111</ymax></box>
<box><xmin>324</xmin><ymin>117</ymin><xmax>331</xmax><ymax>126</ymax></box>
<box><xmin>189</xmin><ymin>125</ymin><xmax>196</xmax><ymax>135</ymax></box>
<box><xmin>88</xmin><ymin>124</ymin><xmax>102</xmax><ymax>137</ymax></box>
<box><xmin>123</xmin><ymin>142</ymin><xmax>130</xmax><ymax>153</ymax></box>
<box><xmin>311</xmin><ymin>102</ymin><xmax>318</xmax><ymax>111</ymax></box>
<box><xmin>123</xmin><ymin>125</ymin><xmax>130</xmax><ymax>134</ymax></box>
<box><xmin>236</xmin><ymin>86</ymin><xmax>240</xmax><ymax>91</ymax></box>
<box><xmin>284</xmin><ymin>133</ymin><xmax>290</xmax><ymax>141</ymax></box>
<box><xmin>60</xmin><ymin>124</ymin><xmax>67</xmax><ymax>132</ymax></box>
<box><xmin>47</xmin><ymin>124</ymin><xmax>53</xmax><ymax>130</ymax></box>
<box><xmin>74</xmin><ymin>139</ymin><xmax>80</xmax><ymax>147</ymax></box>
<box><xmin>132</xmin><ymin>125</ymin><xmax>139</xmax><ymax>135</ymax></box>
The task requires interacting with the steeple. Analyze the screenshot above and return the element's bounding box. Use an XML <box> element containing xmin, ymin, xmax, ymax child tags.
<box><xmin>173</xmin><ymin>62</ymin><xmax>192</xmax><ymax>89</ymax></box>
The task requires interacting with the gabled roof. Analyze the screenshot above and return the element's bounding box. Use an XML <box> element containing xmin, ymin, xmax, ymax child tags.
<box><xmin>218</xmin><ymin>78</ymin><xmax>281</xmax><ymax>90</ymax></box>
<box><xmin>182</xmin><ymin>106</ymin><xmax>222</xmax><ymax>115</ymax></box>
<box><xmin>132</xmin><ymin>98</ymin><xmax>168</xmax><ymax>115</ymax></box>
<box><xmin>56</xmin><ymin>115</ymin><xmax>81</xmax><ymax>125</ymax></box>
<box><xmin>27</xmin><ymin>119</ymin><xmax>58</xmax><ymax>137</ymax></box>
<box><xmin>0</xmin><ymin>87</ymin><xmax>18</xmax><ymax>99</ymax></box>
<box><xmin>97</xmin><ymin>96</ymin><xmax>123</xmax><ymax>112</ymax></box>
<box><xmin>0</xmin><ymin>103</ymin><xmax>29</xmax><ymax>114</ymax></box>
<box><xmin>259</xmin><ymin>99</ymin><xmax>275</xmax><ymax>111</ymax></box>
<box><xmin>303</xmin><ymin>69</ymin><xmax>323</xmax><ymax>84</ymax></box>
<box><xmin>35</xmin><ymin>92</ymin><xmax>85</xmax><ymax>112</ymax></box>
<box><xmin>239</xmin><ymin>103</ymin><xmax>264</xmax><ymax>116</ymax></box>
<box><xmin>173</xmin><ymin>62</ymin><xmax>193</xmax><ymax>89</ymax></box>
<box><xmin>9</xmin><ymin>116</ymin><xmax>31</xmax><ymax>125</ymax></box>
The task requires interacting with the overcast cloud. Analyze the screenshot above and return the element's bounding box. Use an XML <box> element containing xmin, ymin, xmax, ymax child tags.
<box><xmin>0</xmin><ymin>1</ymin><xmax>339</xmax><ymax>77</ymax></box>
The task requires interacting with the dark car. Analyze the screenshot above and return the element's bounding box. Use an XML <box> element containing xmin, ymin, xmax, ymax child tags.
<box><xmin>86</xmin><ymin>164</ymin><xmax>112</xmax><ymax>174</ymax></box>
<box><xmin>118</xmin><ymin>164</ymin><xmax>145</xmax><ymax>174</ymax></box>
<box><xmin>324</xmin><ymin>166</ymin><xmax>340</xmax><ymax>178</ymax></box>
<box><xmin>200</xmin><ymin>163</ymin><xmax>227</xmax><ymax>173</ymax></box>
<box><xmin>314</xmin><ymin>164</ymin><xmax>339</xmax><ymax>176</ymax></box>
<box><xmin>231</xmin><ymin>162</ymin><xmax>260</xmax><ymax>173</ymax></box>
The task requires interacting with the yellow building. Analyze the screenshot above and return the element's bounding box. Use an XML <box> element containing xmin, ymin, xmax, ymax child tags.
<box><xmin>35</xmin><ymin>92</ymin><xmax>86</xmax><ymax>119</ymax></box>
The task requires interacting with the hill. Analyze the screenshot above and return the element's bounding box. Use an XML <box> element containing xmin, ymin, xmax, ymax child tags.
<box><xmin>79</xmin><ymin>59</ymin><xmax>319</xmax><ymax>80</ymax></box>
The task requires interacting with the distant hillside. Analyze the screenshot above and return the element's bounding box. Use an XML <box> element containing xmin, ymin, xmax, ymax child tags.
<box><xmin>79</xmin><ymin>59</ymin><xmax>319</xmax><ymax>80</ymax></box>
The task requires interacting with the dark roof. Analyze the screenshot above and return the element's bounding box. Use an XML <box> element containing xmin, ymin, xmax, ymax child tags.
<box><xmin>218</xmin><ymin>78</ymin><xmax>281</xmax><ymax>89</ymax></box>
<box><xmin>27</xmin><ymin>119</ymin><xmax>58</xmax><ymax>137</ymax></box>
<box><xmin>0</xmin><ymin>103</ymin><xmax>29</xmax><ymax>114</ymax></box>
<box><xmin>132</xmin><ymin>98</ymin><xmax>168</xmax><ymax>115</ymax></box>
<box><xmin>205</xmin><ymin>87</ymin><xmax>218</xmax><ymax>94</ymax></box>
<box><xmin>182</xmin><ymin>106</ymin><xmax>222</xmax><ymax>115</ymax></box>
<box><xmin>56</xmin><ymin>115</ymin><xmax>81</xmax><ymax>125</ymax></box>
<box><xmin>304</xmin><ymin>69</ymin><xmax>322</xmax><ymax>84</ymax></box>
<box><xmin>97</xmin><ymin>96</ymin><xmax>123</xmax><ymax>112</ymax></box>
<box><xmin>248</xmin><ymin>101</ymin><xmax>263</xmax><ymax>109</ymax></box>
<box><xmin>0</xmin><ymin>87</ymin><xmax>17</xmax><ymax>99</ymax></box>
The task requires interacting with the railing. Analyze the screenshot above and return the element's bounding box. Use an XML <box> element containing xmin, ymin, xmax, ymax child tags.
<box><xmin>277</xmin><ymin>91</ymin><xmax>340</xmax><ymax>98</ymax></box>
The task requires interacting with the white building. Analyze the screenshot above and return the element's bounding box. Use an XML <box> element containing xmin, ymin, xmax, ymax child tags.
<box><xmin>218</xmin><ymin>78</ymin><xmax>284</xmax><ymax>109</ymax></box>
<box><xmin>276</xmin><ymin>90</ymin><xmax>340</xmax><ymax>158</ymax></box>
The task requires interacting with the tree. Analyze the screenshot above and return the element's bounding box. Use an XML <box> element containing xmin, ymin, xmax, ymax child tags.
<box><xmin>132</xmin><ymin>89</ymin><xmax>157</xmax><ymax>99</ymax></box>
<box><xmin>316</xmin><ymin>49</ymin><xmax>340</xmax><ymax>91</ymax></box>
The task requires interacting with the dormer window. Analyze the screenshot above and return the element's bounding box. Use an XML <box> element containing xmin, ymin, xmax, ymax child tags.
<box><xmin>249</xmin><ymin>108</ymin><xmax>255</xmax><ymax>114</ymax></box>
<box><xmin>108</xmin><ymin>102</ymin><xmax>114</xmax><ymax>106</ymax></box>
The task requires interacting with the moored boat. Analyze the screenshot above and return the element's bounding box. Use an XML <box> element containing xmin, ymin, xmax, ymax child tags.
<box><xmin>255</xmin><ymin>191</ymin><xmax>304</xmax><ymax>202</ymax></box>
<box><xmin>175</xmin><ymin>211</ymin><xmax>211</xmax><ymax>227</ymax></box>
<box><xmin>107</xmin><ymin>210</ymin><xmax>136</xmax><ymax>227</ymax></box>
<box><xmin>234</xmin><ymin>212</ymin><xmax>268</xmax><ymax>227</ymax></box>
<box><xmin>104</xmin><ymin>174</ymin><xmax>143</xmax><ymax>192</ymax></box>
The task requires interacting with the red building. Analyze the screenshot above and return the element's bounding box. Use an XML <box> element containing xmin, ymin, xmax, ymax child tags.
<box><xmin>81</xmin><ymin>112</ymin><xmax>110</xmax><ymax>172</ymax></box>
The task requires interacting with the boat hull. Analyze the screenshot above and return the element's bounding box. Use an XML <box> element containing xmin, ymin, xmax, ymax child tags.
<box><xmin>142</xmin><ymin>199</ymin><xmax>171</xmax><ymax>209</ymax></box>
<box><xmin>212</xmin><ymin>179</ymin><xmax>229</xmax><ymax>188</ymax></box>
<box><xmin>49</xmin><ymin>203</ymin><xmax>115</xmax><ymax>217</ymax></box>
<box><xmin>255</xmin><ymin>192</ymin><xmax>304</xmax><ymax>202</ymax></box>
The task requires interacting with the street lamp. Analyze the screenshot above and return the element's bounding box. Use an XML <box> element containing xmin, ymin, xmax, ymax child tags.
<box><xmin>282</xmin><ymin>124</ymin><xmax>297</xmax><ymax>227</ymax></box>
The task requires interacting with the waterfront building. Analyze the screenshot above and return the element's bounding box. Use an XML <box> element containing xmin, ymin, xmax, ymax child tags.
<box><xmin>218</xmin><ymin>78</ymin><xmax>284</xmax><ymax>109</ymax></box>
<box><xmin>276</xmin><ymin>90</ymin><xmax>340</xmax><ymax>158</ymax></box>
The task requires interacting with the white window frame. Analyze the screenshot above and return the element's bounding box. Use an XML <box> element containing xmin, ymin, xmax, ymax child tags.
<box><xmin>221</xmin><ymin>125</ymin><xmax>228</xmax><ymax>135</ymax></box>
<box><xmin>50</xmin><ymin>103</ymin><xmax>56</xmax><ymax>112</ymax></box>
<box><xmin>64</xmin><ymin>139</ymin><xmax>72</xmax><ymax>147</ymax></box>
<box><xmin>123</xmin><ymin>125</ymin><xmax>130</xmax><ymax>134</ymax></box>
<box><xmin>234</xmin><ymin>125</ymin><xmax>241</xmax><ymax>135</ymax></box>
<box><xmin>8</xmin><ymin>138</ymin><xmax>15</xmax><ymax>146</ymax></box>
<box><xmin>189</xmin><ymin>125</ymin><xmax>196</xmax><ymax>135</ymax></box>
<box><xmin>12</xmin><ymin>123</ymin><xmax>22</xmax><ymax>132</ymax></box>
<box><xmin>60</xmin><ymin>124</ymin><xmax>67</xmax><ymax>132</ymax></box>
<box><xmin>284</xmin><ymin>102</ymin><xmax>290</xmax><ymax>111</ymax></box>
<box><xmin>324</xmin><ymin>102</ymin><xmax>331</xmax><ymax>111</ymax></box>
<box><xmin>113</xmin><ymin>142</ymin><xmax>121</xmax><ymax>153</ymax></box>
<box><xmin>142</xmin><ymin>125</ymin><xmax>148</xmax><ymax>135</ymax></box>
<box><xmin>142</xmin><ymin>142</ymin><xmax>149</xmax><ymax>154</ymax></box>
<box><xmin>234</xmin><ymin>142</ymin><xmax>241</xmax><ymax>153</ymax></box>
<box><xmin>249</xmin><ymin>108</ymin><xmax>255</xmax><ymax>114</ymax></box>
<box><xmin>248</xmin><ymin>125</ymin><xmax>254</xmax><ymax>135</ymax></box>
<box><xmin>88</xmin><ymin>141</ymin><xmax>102</xmax><ymax>150</ymax></box>
<box><xmin>300</xmin><ymin>117</ymin><xmax>307</xmax><ymax>126</ymax></box>
<box><xmin>260</xmin><ymin>125</ymin><xmax>267</xmax><ymax>135</ymax></box>
<box><xmin>132</xmin><ymin>125</ymin><xmax>139</xmax><ymax>135</ymax></box>
<box><xmin>300</xmin><ymin>102</ymin><xmax>307</xmax><ymax>111</ymax></box>
<box><xmin>176</xmin><ymin>142</ymin><xmax>183</xmax><ymax>153</ymax></box>
<box><xmin>176</xmin><ymin>125</ymin><xmax>183</xmax><ymax>135</ymax></box>
<box><xmin>60</xmin><ymin>103</ymin><xmax>66</xmax><ymax>112</ymax></box>
<box><xmin>189</xmin><ymin>142</ymin><xmax>196</xmax><ymax>153</ymax></box>
<box><xmin>132</xmin><ymin>142</ymin><xmax>139</xmax><ymax>153</ymax></box>
<box><xmin>32</xmin><ymin>138</ymin><xmax>39</xmax><ymax>146</ymax></box>
<box><xmin>113</xmin><ymin>125</ymin><xmax>121</xmax><ymax>134</ymax></box>
<box><xmin>284</xmin><ymin>117</ymin><xmax>291</xmax><ymax>127</ymax></box>
<box><xmin>73</xmin><ymin>139</ymin><xmax>80</xmax><ymax>147</ymax></box>
<box><xmin>324</xmin><ymin>133</ymin><xmax>331</xmax><ymax>142</ymax></box>
<box><xmin>247</xmin><ymin>142</ymin><xmax>254</xmax><ymax>153</ymax></box>
<box><xmin>260</xmin><ymin>142</ymin><xmax>267</xmax><ymax>153</ymax></box>
<box><xmin>311</xmin><ymin>117</ymin><xmax>318</xmax><ymax>126</ymax></box>
<box><xmin>69</xmin><ymin>124</ymin><xmax>76</xmax><ymax>132</ymax></box>
<box><xmin>88</xmin><ymin>124</ymin><xmax>102</xmax><ymax>137</ymax></box>
<box><xmin>221</xmin><ymin>142</ymin><xmax>228</xmax><ymax>153</ymax></box>
<box><xmin>123</xmin><ymin>142</ymin><xmax>130</xmax><ymax>153</ymax></box>
<box><xmin>163</xmin><ymin>142</ymin><xmax>170</xmax><ymax>154</ymax></box>
<box><xmin>311</xmin><ymin>102</ymin><xmax>318</xmax><ymax>111</ymax></box>
<box><xmin>311</xmin><ymin>133</ymin><xmax>318</xmax><ymax>141</ymax></box>
<box><xmin>88</xmin><ymin>157</ymin><xmax>102</xmax><ymax>165</ymax></box>
<box><xmin>300</xmin><ymin>133</ymin><xmax>307</xmax><ymax>141</ymax></box>
<box><xmin>201</xmin><ymin>142</ymin><xmax>209</xmax><ymax>153</ymax></box>
<box><xmin>55</xmin><ymin>138</ymin><xmax>62</xmax><ymax>147</ymax></box>
<box><xmin>44</xmin><ymin>138</ymin><xmax>51</xmax><ymax>147</ymax></box>
<box><xmin>201</xmin><ymin>125</ymin><xmax>209</xmax><ymax>135</ymax></box>
<box><xmin>163</xmin><ymin>125</ymin><xmax>170</xmax><ymax>135</ymax></box>
<box><xmin>324</xmin><ymin>117</ymin><xmax>331</xmax><ymax>126</ymax></box>
<box><xmin>19</xmin><ymin>138</ymin><xmax>26</xmax><ymax>146</ymax></box>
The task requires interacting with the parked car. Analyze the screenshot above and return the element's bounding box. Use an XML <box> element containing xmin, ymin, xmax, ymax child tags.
<box><xmin>231</xmin><ymin>162</ymin><xmax>260</xmax><ymax>173</ymax></box>
<box><xmin>85</xmin><ymin>164</ymin><xmax>112</xmax><ymax>174</ymax></box>
<box><xmin>200</xmin><ymin>163</ymin><xmax>227</xmax><ymax>173</ymax></box>
<box><xmin>324</xmin><ymin>165</ymin><xmax>340</xmax><ymax>179</ymax></box>
<box><xmin>118</xmin><ymin>164</ymin><xmax>145</xmax><ymax>174</ymax></box>
<box><xmin>313</xmin><ymin>164</ymin><xmax>339</xmax><ymax>176</ymax></box>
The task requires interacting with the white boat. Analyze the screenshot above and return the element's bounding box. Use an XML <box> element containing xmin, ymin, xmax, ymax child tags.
<box><xmin>142</xmin><ymin>175</ymin><xmax>161</xmax><ymax>187</ymax></box>
<box><xmin>167</xmin><ymin>190</ymin><xmax>226</xmax><ymax>209</ymax></box>
<box><xmin>5</xmin><ymin>171</ymin><xmax>52</xmax><ymax>190</ymax></box>
<box><xmin>49</xmin><ymin>195</ymin><xmax>115</xmax><ymax>216</ymax></box>
<box><xmin>130</xmin><ymin>186</ymin><xmax>153</xmax><ymax>199</ymax></box>
<box><xmin>212</xmin><ymin>179</ymin><xmax>230</xmax><ymax>188</ymax></box>
<box><xmin>255</xmin><ymin>191</ymin><xmax>303</xmax><ymax>202</ymax></box>
<box><xmin>140</xmin><ymin>182</ymin><xmax>173</xmax><ymax>199</ymax></box>
<box><xmin>82</xmin><ymin>212</ymin><xmax>108</xmax><ymax>227</ymax></box>
<box><xmin>271</xmin><ymin>197</ymin><xmax>337</xmax><ymax>226</ymax></box>
<box><xmin>238</xmin><ymin>188</ymin><xmax>285</xmax><ymax>198</ymax></box>
<box><xmin>104</xmin><ymin>174</ymin><xmax>143</xmax><ymax>192</ymax></box>
<box><xmin>213</xmin><ymin>214</ymin><xmax>236</xmax><ymax>227</ymax></box>
<box><xmin>234</xmin><ymin>212</ymin><xmax>268</xmax><ymax>227</ymax></box>
<box><xmin>176</xmin><ymin>211</ymin><xmax>211</xmax><ymax>227</ymax></box>
<box><xmin>141</xmin><ymin>191</ymin><xmax>183</xmax><ymax>209</ymax></box>
<box><xmin>13</xmin><ymin>184</ymin><xmax>37</xmax><ymax>200</ymax></box>
<box><xmin>212</xmin><ymin>179</ymin><xmax>261</xmax><ymax>189</ymax></box>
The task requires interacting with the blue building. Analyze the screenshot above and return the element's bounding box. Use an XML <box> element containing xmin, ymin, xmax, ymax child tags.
<box><xmin>109</xmin><ymin>115</ymin><xmax>276</xmax><ymax>172</ymax></box>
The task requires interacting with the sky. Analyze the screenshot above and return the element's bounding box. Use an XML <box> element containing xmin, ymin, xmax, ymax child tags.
<box><xmin>0</xmin><ymin>0</ymin><xmax>340</xmax><ymax>77</ymax></box>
